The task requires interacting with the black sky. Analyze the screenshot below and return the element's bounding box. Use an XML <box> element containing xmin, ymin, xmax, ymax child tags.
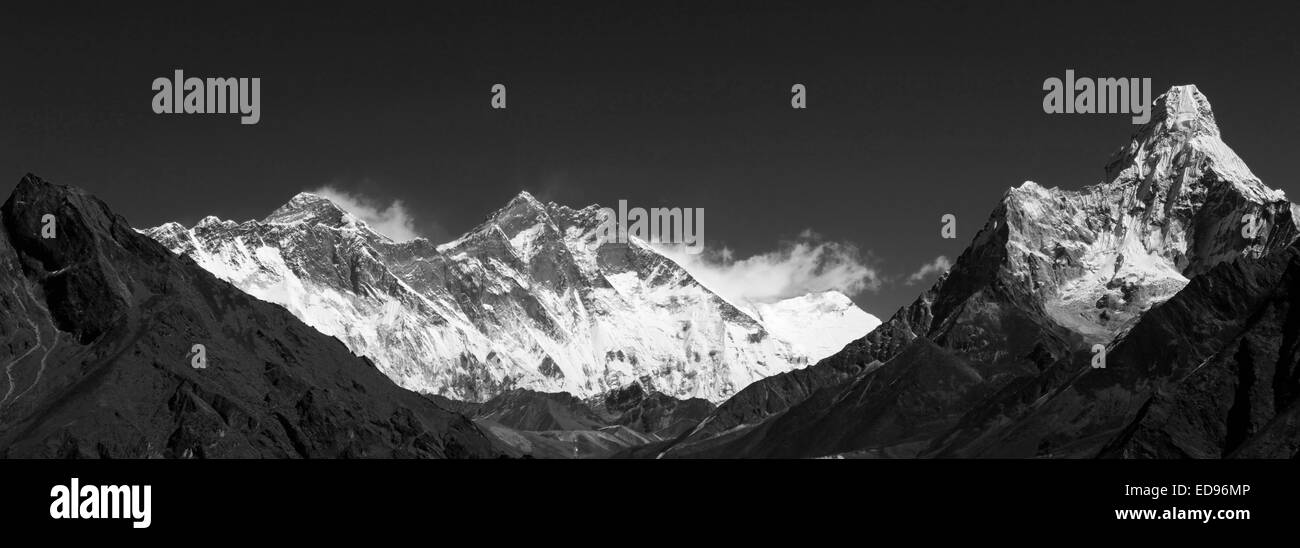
<box><xmin>3</xmin><ymin>1</ymin><xmax>1298</xmax><ymax>316</ymax></box>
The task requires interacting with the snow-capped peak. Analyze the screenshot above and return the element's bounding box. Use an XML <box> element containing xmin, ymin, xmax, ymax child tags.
<box><xmin>261</xmin><ymin>191</ymin><xmax>392</xmax><ymax>241</ymax></box>
<box><xmin>743</xmin><ymin>290</ymin><xmax>881</xmax><ymax>362</ymax></box>
<box><xmin>990</xmin><ymin>86</ymin><xmax>1299</xmax><ymax>342</ymax></box>
<box><xmin>1106</xmin><ymin>85</ymin><xmax>1280</xmax><ymax>202</ymax></box>
<box><xmin>196</xmin><ymin>215</ymin><xmax>235</xmax><ymax>229</ymax></box>
<box><xmin>1158</xmin><ymin>84</ymin><xmax>1219</xmax><ymax>136</ymax></box>
<box><xmin>509</xmin><ymin>190</ymin><xmax>546</xmax><ymax>209</ymax></box>
<box><xmin>264</xmin><ymin>191</ymin><xmax>340</xmax><ymax>222</ymax></box>
<box><xmin>491</xmin><ymin>191</ymin><xmax>555</xmax><ymax>230</ymax></box>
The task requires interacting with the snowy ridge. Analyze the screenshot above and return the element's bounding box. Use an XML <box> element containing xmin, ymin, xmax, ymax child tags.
<box><xmin>744</xmin><ymin>291</ymin><xmax>881</xmax><ymax>362</ymax></box>
<box><xmin>147</xmin><ymin>190</ymin><xmax>878</xmax><ymax>403</ymax></box>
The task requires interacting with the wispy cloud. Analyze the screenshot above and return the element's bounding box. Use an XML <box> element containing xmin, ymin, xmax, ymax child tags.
<box><xmin>658</xmin><ymin>230</ymin><xmax>881</xmax><ymax>305</ymax></box>
<box><xmin>310</xmin><ymin>185</ymin><xmax>422</xmax><ymax>242</ymax></box>
<box><xmin>905</xmin><ymin>255</ymin><xmax>952</xmax><ymax>285</ymax></box>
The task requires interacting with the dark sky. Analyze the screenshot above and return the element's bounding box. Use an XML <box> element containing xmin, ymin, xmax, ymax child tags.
<box><xmin>3</xmin><ymin>1</ymin><xmax>1298</xmax><ymax>316</ymax></box>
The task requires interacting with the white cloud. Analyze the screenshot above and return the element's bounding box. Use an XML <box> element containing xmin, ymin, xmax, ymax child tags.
<box><xmin>658</xmin><ymin>231</ymin><xmax>881</xmax><ymax>305</ymax></box>
<box><xmin>905</xmin><ymin>255</ymin><xmax>952</xmax><ymax>285</ymax></box>
<box><xmin>310</xmin><ymin>186</ymin><xmax>421</xmax><ymax>241</ymax></box>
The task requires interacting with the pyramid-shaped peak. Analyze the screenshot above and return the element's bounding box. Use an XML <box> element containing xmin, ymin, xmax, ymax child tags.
<box><xmin>274</xmin><ymin>191</ymin><xmax>340</xmax><ymax>212</ymax></box>
<box><xmin>1154</xmin><ymin>84</ymin><xmax>1218</xmax><ymax>136</ymax></box>
<box><xmin>440</xmin><ymin>190</ymin><xmax>565</xmax><ymax>252</ymax></box>
<box><xmin>288</xmin><ymin>190</ymin><xmax>328</xmax><ymax>202</ymax></box>
<box><xmin>487</xmin><ymin>190</ymin><xmax>554</xmax><ymax>223</ymax></box>
<box><xmin>1104</xmin><ymin>84</ymin><xmax>1267</xmax><ymax>187</ymax></box>
<box><xmin>6</xmin><ymin>173</ymin><xmax>122</xmax><ymax>237</ymax></box>
<box><xmin>505</xmin><ymin>190</ymin><xmax>546</xmax><ymax>210</ymax></box>
<box><xmin>263</xmin><ymin>191</ymin><xmax>351</xmax><ymax>226</ymax></box>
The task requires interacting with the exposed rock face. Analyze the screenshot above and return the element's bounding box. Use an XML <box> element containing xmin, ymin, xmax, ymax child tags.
<box><xmin>473</xmin><ymin>389</ymin><xmax>609</xmax><ymax>432</ymax></box>
<box><xmin>1095</xmin><ymin>244</ymin><xmax>1300</xmax><ymax>459</ymax></box>
<box><xmin>0</xmin><ymin>175</ymin><xmax>500</xmax><ymax>458</ymax></box>
<box><xmin>148</xmin><ymin>190</ymin><xmax>878</xmax><ymax>404</ymax></box>
<box><xmin>594</xmin><ymin>382</ymin><xmax>715</xmax><ymax>437</ymax></box>
<box><xmin>657</xmin><ymin>85</ymin><xmax>1300</xmax><ymax>458</ymax></box>
<box><xmin>915</xmin><ymin>240</ymin><xmax>1300</xmax><ymax>459</ymax></box>
<box><xmin>457</xmin><ymin>384</ymin><xmax>715</xmax><ymax>458</ymax></box>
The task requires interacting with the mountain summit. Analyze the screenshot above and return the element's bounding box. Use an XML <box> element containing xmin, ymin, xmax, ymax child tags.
<box><xmin>1105</xmin><ymin>84</ymin><xmax>1270</xmax><ymax>195</ymax></box>
<box><xmin>265</xmin><ymin>192</ymin><xmax>357</xmax><ymax>227</ymax></box>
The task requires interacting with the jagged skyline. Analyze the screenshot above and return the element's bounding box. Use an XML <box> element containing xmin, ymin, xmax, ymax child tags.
<box><xmin>3</xmin><ymin>1</ymin><xmax>1297</xmax><ymax>319</ymax></box>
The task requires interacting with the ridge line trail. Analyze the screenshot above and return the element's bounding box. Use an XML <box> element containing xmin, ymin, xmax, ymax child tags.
<box><xmin>13</xmin><ymin>332</ymin><xmax>58</xmax><ymax>404</ymax></box>
<box><xmin>0</xmin><ymin>280</ymin><xmax>41</xmax><ymax>407</ymax></box>
<box><xmin>1</xmin><ymin>280</ymin><xmax>58</xmax><ymax>410</ymax></box>
<box><xmin>0</xmin><ymin>317</ymin><xmax>40</xmax><ymax>407</ymax></box>
<box><xmin>10</xmin><ymin>281</ymin><xmax>60</xmax><ymax>406</ymax></box>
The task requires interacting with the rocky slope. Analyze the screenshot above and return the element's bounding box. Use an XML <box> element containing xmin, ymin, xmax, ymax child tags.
<box><xmin>909</xmin><ymin>238</ymin><xmax>1300</xmax><ymax>459</ymax></box>
<box><xmin>148</xmin><ymin>191</ymin><xmax>877</xmax><ymax>404</ymax></box>
<box><xmin>455</xmin><ymin>383</ymin><xmax>715</xmax><ymax>458</ymax></box>
<box><xmin>0</xmin><ymin>175</ymin><xmax>501</xmax><ymax>458</ymax></box>
<box><xmin>1077</xmin><ymin>242</ymin><xmax>1300</xmax><ymax>459</ymax></box>
<box><xmin>656</xmin><ymin>85</ymin><xmax>1300</xmax><ymax>458</ymax></box>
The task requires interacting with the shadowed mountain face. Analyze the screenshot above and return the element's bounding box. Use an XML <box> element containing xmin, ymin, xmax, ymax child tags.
<box><xmin>474</xmin><ymin>389</ymin><xmax>610</xmax><ymax>432</ymax></box>
<box><xmin>1095</xmin><ymin>244</ymin><xmax>1300</xmax><ymax>459</ymax></box>
<box><xmin>654</xmin><ymin>85</ymin><xmax>1300</xmax><ymax>459</ymax></box>
<box><xmin>462</xmin><ymin>384</ymin><xmax>715</xmax><ymax>458</ymax></box>
<box><xmin>0</xmin><ymin>175</ymin><xmax>501</xmax><ymax>458</ymax></box>
<box><xmin>914</xmin><ymin>240</ymin><xmax>1300</xmax><ymax>459</ymax></box>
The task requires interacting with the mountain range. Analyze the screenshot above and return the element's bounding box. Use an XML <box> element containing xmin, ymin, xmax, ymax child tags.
<box><xmin>3</xmin><ymin>84</ymin><xmax>1298</xmax><ymax>459</ymax></box>
<box><xmin>146</xmin><ymin>188</ymin><xmax>879</xmax><ymax>405</ymax></box>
